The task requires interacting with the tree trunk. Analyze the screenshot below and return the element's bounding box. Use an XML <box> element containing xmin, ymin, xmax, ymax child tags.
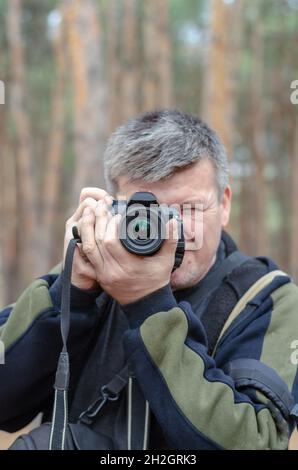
<box><xmin>203</xmin><ymin>0</ymin><xmax>239</xmax><ymax>158</ymax></box>
<box><xmin>204</xmin><ymin>0</ymin><xmax>242</xmax><ymax>240</ymax></box>
<box><xmin>6</xmin><ymin>0</ymin><xmax>38</xmax><ymax>291</ymax></box>
<box><xmin>121</xmin><ymin>0</ymin><xmax>140</xmax><ymax>119</ymax></box>
<box><xmin>239</xmin><ymin>171</ymin><xmax>257</xmax><ymax>256</ymax></box>
<box><xmin>249</xmin><ymin>2</ymin><xmax>268</xmax><ymax>256</ymax></box>
<box><xmin>143</xmin><ymin>0</ymin><xmax>172</xmax><ymax>110</ymax></box>
<box><xmin>106</xmin><ymin>0</ymin><xmax>122</xmax><ymax>133</ymax></box>
<box><xmin>63</xmin><ymin>0</ymin><xmax>107</xmax><ymax>203</ymax></box>
<box><xmin>39</xmin><ymin>17</ymin><xmax>66</xmax><ymax>273</ymax></box>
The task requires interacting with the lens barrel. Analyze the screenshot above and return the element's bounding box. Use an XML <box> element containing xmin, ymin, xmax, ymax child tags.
<box><xmin>112</xmin><ymin>191</ymin><xmax>185</xmax><ymax>269</ymax></box>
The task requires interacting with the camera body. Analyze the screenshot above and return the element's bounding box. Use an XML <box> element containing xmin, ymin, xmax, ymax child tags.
<box><xmin>111</xmin><ymin>191</ymin><xmax>185</xmax><ymax>270</ymax></box>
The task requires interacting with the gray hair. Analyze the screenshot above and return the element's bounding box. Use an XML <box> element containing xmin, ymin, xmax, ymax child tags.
<box><xmin>103</xmin><ymin>109</ymin><xmax>229</xmax><ymax>197</ymax></box>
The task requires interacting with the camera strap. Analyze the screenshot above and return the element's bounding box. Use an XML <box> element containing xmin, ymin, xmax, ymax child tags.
<box><xmin>49</xmin><ymin>233</ymin><xmax>79</xmax><ymax>450</ymax></box>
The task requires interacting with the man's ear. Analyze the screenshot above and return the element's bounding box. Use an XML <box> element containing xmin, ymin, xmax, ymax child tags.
<box><xmin>220</xmin><ymin>185</ymin><xmax>232</xmax><ymax>227</ymax></box>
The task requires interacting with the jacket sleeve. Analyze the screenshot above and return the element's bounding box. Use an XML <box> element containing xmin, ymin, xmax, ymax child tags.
<box><xmin>121</xmin><ymin>278</ymin><xmax>298</xmax><ymax>450</ymax></box>
<box><xmin>0</xmin><ymin>271</ymin><xmax>104</xmax><ymax>432</ymax></box>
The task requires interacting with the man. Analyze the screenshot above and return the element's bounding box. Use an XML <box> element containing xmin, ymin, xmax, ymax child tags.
<box><xmin>0</xmin><ymin>109</ymin><xmax>297</xmax><ymax>449</ymax></box>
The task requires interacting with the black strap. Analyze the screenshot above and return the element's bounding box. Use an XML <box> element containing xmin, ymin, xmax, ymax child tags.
<box><xmin>78</xmin><ymin>365</ymin><xmax>129</xmax><ymax>425</ymax></box>
<box><xmin>49</xmin><ymin>235</ymin><xmax>79</xmax><ymax>450</ymax></box>
<box><xmin>198</xmin><ymin>250</ymin><xmax>253</xmax><ymax>355</ymax></box>
<box><xmin>173</xmin><ymin>224</ymin><xmax>185</xmax><ymax>271</ymax></box>
<box><xmin>194</xmin><ymin>251</ymin><xmax>250</xmax><ymax>301</ymax></box>
<box><xmin>79</xmin><ymin>361</ymin><xmax>150</xmax><ymax>449</ymax></box>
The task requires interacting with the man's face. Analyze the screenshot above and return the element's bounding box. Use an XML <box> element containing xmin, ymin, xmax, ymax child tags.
<box><xmin>117</xmin><ymin>159</ymin><xmax>232</xmax><ymax>291</ymax></box>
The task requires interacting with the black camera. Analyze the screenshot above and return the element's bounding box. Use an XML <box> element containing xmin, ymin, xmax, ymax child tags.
<box><xmin>73</xmin><ymin>191</ymin><xmax>185</xmax><ymax>270</ymax></box>
<box><xmin>111</xmin><ymin>192</ymin><xmax>184</xmax><ymax>270</ymax></box>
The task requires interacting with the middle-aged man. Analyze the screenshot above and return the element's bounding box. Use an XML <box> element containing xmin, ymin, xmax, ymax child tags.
<box><xmin>0</xmin><ymin>109</ymin><xmax>298</xmax><ymax>450</ymax></box>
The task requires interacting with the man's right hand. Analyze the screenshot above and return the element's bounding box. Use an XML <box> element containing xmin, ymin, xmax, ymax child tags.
<box><xmin>63</xmin><ymin>187</ymin><xmax>113</xmax><ymax>291</ymax></box>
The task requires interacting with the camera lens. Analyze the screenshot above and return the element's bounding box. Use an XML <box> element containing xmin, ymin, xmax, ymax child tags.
<box><xmin>119</xmin><ymin>204</ymin><xmax>163</xmax><ymax>255</ymax></box>
<box><xmin>115</xmin><ymin>191</ymin><xmax>184</xmax><ymax>269</ymax></box>
<box><xmin>132</xmin><ymin>218</ymin><xmax>150</xmax><ymax>240</ymax></box>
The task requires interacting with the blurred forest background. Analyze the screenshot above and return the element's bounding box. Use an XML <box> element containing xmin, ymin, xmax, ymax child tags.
<box><xmin>1</xmin><ymin>0</ymin><xmax>298</xmax><ymax>305</ymax></box>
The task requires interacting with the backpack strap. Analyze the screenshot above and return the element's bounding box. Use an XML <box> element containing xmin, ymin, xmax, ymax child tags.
<box><xmin>211</xmin><ymin>269</ymin><xmax>288</xmax><ymax>357</ymax></box>
<box><xmin>78</xmin><ymin>364</ymin><xmax>129</xmax><ymax>426</ymax></box>
<box><xmin>77</xmin><ymin>362</ymin><xmax>150</xmax><ymax>450</ymax></box>
<box><xmin>191</xmin><ymin>251</ymin><xmax>250</xmax><ymax>301</ymax></box>
<box><xmin>199</xmin><ymin>252</ymin><xmax>262</xmax><ymax>354</ymax></box>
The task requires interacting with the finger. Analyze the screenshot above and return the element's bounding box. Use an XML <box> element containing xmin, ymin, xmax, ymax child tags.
<box><xmin>80</xmin><ymin>207</ymin><xmax>104</xmax><ymax>269</ymax></box>
<box><xmin>95</xmin><ymin>200</ymin><xmax>112</xmax><ymax>242</ymax></box>
<box><xmin>79</xmin><ymin>187</ymin><xmax>113</xmax><ymax>205</ymax></box>
<box><xmin>71</xmin><ymin>197</ymin><xmax>98</xmax><ymax>223</ymax></box>
<box><xmin>103</xmin><ymin>213</ymin><xmax>128</xmax><ymax>261</ymax></box>
<box><xmin>73</xmin><ymin>247</ymin><xmax>97</xmax><ymax>279</ymax></box>
<box><xmin>76</xmin><ymin>241</ymin><xmax>90</xmax><ymax>263</ymax></box>
<box><xmin>71</xmin><ymin>194</ymin><xmax>114</xmax><ymax>223</ymax></box>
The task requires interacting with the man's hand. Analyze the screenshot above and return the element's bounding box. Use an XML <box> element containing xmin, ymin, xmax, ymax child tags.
<box><xmin>78</xmin><ymin>199</ymin><xmax>178</xmax><ymax>305</ymax></box>
<box><xmin>63</xmin><ymin>187</ymin><xmax>113</xmax><ymax>291</ymax></box>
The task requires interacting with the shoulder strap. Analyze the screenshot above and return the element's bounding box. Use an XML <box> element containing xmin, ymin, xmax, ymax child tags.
<box><xmin>192</xmin><ymin>251</ymin><xmax>250</xmax><ymax>301</ymax></box>
<box><xmin>77</xmin><ymin>362</ymin><xmax>150</xmax><ymax>450</ymax></box>
<box><xmin>199</xmin><ymin>252</ymin><xmax>263</xmax><ymax>354</ymax></box>
<box><xmin>78</xmin><ymin>364</ymin><xmax>129</xmax><ymax>426</ymax></box>
<box><xmin>211</xmin><ymin>269</ymin><xmax>288</xmax><ymax>357</ymax></box>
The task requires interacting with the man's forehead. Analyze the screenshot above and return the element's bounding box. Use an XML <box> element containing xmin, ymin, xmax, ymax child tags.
<box><xmin>117</xmin><ymin>181</ymin><xmax>215</xmax><ymax>206</ymax></box>
<box><xmin>116</xmin><ymin>159</ymin><xmax>217</xmax><ymax>204</ymax></box>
